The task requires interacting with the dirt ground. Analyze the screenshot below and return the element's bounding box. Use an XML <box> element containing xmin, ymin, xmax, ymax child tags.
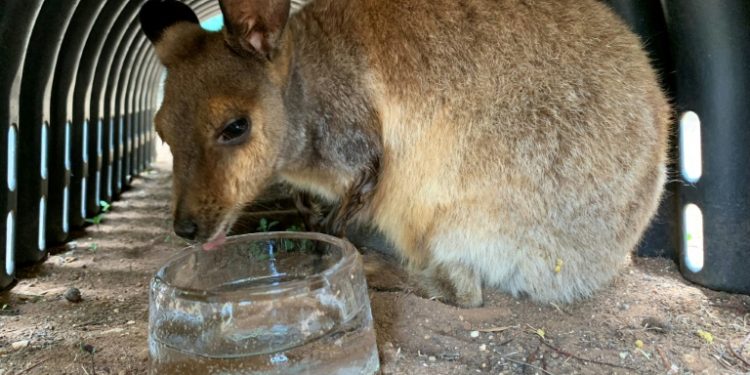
<box><xmin>1</xmin><ymin>153</ymin><xmax>749</xmax><ymax>375</ymax></box>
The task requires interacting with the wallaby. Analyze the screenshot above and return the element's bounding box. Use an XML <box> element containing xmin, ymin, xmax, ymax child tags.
<box><xmin>140</xmin><ymin>0</ymin><xmax>670</xmax><ymax>307</ymax></box>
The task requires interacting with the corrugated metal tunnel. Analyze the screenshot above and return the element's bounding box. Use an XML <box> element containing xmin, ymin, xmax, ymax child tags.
<box><xmin>0</xmin><ymin>0</ymin><xmax>312</xmax><ymax>290</ymax></box>
<box><xmin>0</xmin><ymin>0</ymin><xmax>227</xmax><ymax>289</ymax></box>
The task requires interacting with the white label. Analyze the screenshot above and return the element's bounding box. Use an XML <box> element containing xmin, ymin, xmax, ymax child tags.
<box><xmin>683</xmin><ymin>203</ymin><xmax>705</xmax><ymax>273</ymax></box>
<box><xmin>7</xmin><ymin>127</ymin><xmax>17</xmax><ymax>192</ymax></box>
<box><xmin>41</xmin><ymin>122</ymin><xmax>48</xmax><ymax>179</ymax></box>
<box><xmin>6</xmin><ymin>211</ymin><xmax>14</xmax><ymax>276</ymax></box>
<box><xmin>81</xmin><ymin>177</ymin><xmax>87</xmax><ymax>219</ymax></box>
<box><xmin>38</xmin><ymin>197</ymin><xmax>46</xmax><ymax>251</ymax></box>
<box><xmin>82</xmin><ymin>119</ymin><xmax>89</xmax><ymax>164</ymax></box>
<box><xmin>63</xmin><ymin>186</ymin><xmax>69</xmax><ymax>234</ymax></box>
<box><xmin>64</xmin><ymin>121</ymin><xmax>71</xmax><ymax>171</ymax></box>
<box><xmin>679</xmin><ymin>111</ymin><xmax>703</xmax><ymax>184</ymax></box>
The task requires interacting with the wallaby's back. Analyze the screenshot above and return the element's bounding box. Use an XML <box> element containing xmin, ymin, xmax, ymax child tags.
<box><xmin>291</xmin><ymin>0</ymin><xmax>670</xmax><ymax>304</ymax></box>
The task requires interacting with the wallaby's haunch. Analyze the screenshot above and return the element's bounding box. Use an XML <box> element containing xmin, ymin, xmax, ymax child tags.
<box><xmin>140</xmin><ymin>0</ymin><xmax>670</xmax><ymax>307</ymax></box>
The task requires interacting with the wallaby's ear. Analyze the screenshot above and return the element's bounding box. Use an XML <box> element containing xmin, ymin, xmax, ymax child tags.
<box><xmin>140</xmin><ymin>0</ymin><xmax>202</xmax><ymax>65</ymax></box>
<box><xmin>140</xmin><ymin>0</ymin><xmax>200</xmax><ymax>43</ymax></box>
<box><xmin>219</xmin><ymin>0</ymin><xmax>291</xmax><ymax>60</ymax></box>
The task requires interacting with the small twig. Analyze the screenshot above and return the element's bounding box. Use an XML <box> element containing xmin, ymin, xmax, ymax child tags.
<box><xmin>477</xmin><ymin>325</ymin><xmax>519</xmax><ymax>333</ymax></box>
<box><xmin>539</xmin><ymin>340</ymin><xmax>638</xmax><ymax>371</ymax></box>
<box><xmin>14</xmin><ymin>358</ymin><xmax>49</xmax><ymax>375</ymax></box>
<box><xmin>728</xmin><ymin>341</ymin><xmax>750</xmax><ymax>370</ymax></box>
<box><xmin>549</xmin><ymin>302</ymin><xmax>573</xmax><ymax>316</ymax></box>
<box><xmin>655</xmin><ymin>347</ymin><xmax>670</xmax><ymax>370</ymax></box>
<box><xmin>739</xmin><ymin>332</ymin><xmax>750</xmax><ymax>357</ymax></box>
<box><xmin>713</xmin><ymin>353</ymin><xmax>736</xmax><ymax>371</ymax></box>
<box><xmin>503</xmin><ymin>356</ymin><xmax>557</xmax><ymax>375</ymax></box>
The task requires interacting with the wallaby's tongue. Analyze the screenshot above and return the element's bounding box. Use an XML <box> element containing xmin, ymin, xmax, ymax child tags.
<box><xmin>202</xmin><ymin>232</ymin><xmax>227</xmax><ymax>251</ymax></box>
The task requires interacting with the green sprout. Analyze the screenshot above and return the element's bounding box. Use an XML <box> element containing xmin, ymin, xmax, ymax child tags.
<box><xmin>85</xmin><ymin>214</ymin><xmax>104</xmax><ymax>227</ymax></box>
<box><xmin>99</xmin><ymin>200</ymin><xmax>111</xmax><ymax>213</ymax></box>
<box><xmin>257</xmin><ymin>218</ymin><xmax>279</xmax><ymax>232</ymax></box>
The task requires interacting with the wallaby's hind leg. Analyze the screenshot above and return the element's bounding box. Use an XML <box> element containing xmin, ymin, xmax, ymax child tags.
<box><xmin>415</xmin><ymin>260</ymin><xmax>483</xmax><ymax>308</ymax></box>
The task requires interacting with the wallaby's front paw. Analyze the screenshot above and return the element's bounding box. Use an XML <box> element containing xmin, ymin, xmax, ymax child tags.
<box><xmin>414</xmin><ymin>261</ymin><xmax>484</xmax><ymax>308</ymax></box>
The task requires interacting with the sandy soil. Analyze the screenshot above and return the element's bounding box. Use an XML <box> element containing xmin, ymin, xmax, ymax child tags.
<box><xmin>1</xmin><ymin>155</ymin><xmax>749</xmax><ymax>375</ymax></box>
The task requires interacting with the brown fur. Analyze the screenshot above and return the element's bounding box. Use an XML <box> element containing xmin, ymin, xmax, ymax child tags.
<box><xmin>147</xmin><ymin>0</ymin><xmax>670</xmax><ymax>307</ymax></box>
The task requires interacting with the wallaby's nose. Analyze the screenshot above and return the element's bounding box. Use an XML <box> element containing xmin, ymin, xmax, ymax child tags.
<box><xmin>174</xmin><ymin>219</ymin><xmax>198</xmax><ymax>240</ymax></box>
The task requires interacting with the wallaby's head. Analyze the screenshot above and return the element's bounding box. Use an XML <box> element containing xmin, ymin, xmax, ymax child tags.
<box><xmin>140</xmin><ymin>0</ymin><xmax>293</xmax><ymax>242</ymax></box>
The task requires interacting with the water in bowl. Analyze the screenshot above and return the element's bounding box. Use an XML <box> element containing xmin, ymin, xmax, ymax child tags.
<box><xmin>149</xmin><ymin>234</ymin><xmax>380</xmax><ymax>374</ymax></box>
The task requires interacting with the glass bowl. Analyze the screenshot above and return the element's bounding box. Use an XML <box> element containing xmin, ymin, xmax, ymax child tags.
<box><xmin>148</xmin><ymin>232</ymin><xmax>380</xmax><ymax>374</ymax></box>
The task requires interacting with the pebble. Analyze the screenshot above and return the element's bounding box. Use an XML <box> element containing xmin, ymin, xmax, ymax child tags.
<box><xmin>11</xmin><ymin>340</ymin><xmax>29</xmax><ymax>350</ymax></box>
<box><xmin>470</xmin><ymin>331</ymin><xmax>480</xmax><ymax>338</ymax></box>
<box><xmin>81</xmin><ymin>344</ymin><xmax>95</xmax><ymax>354</ymax></box>
<box><xmin>64</xmin><ymin>287</ymin><xmax>82</xmax><ymax>303</ymax></box>
<box><xmin>479</xmin><ymin>344</ymin><xmax>487</xmax><ymax>351</ymax></box>
<box><xmin>428</xmin><ymin>356</ymin><xmax>436</xmax><ymax>362</ymax></box>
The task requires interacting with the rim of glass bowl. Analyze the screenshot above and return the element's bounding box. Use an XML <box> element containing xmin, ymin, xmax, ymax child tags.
<box><xmin>152</xmin><ymin>231</ymin><xmax>360</xmax><ymax>303</ymax></box>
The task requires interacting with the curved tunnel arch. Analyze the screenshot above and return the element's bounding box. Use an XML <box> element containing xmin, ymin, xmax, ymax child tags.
<box><xmin>0</xmin><ymin>0</ymin><xmax>226</xmax><ymax>288</ymax></box>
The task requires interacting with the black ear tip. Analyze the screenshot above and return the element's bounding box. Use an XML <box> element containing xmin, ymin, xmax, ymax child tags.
<box><xmin>140</xmin><ymin>0</ymin><xmax>200</xmax><ymax>43</ymax></box>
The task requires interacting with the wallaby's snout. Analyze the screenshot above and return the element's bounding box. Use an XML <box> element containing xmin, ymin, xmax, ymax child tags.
<box><xmin>173</xmin><ymin>206</ymin><xmax>199</xmax><ymax>240</ymax></box>
<box><xmin>173</xmin><ymin>219</ymin><xmax>198</xmax><ymax>240</ymax></box>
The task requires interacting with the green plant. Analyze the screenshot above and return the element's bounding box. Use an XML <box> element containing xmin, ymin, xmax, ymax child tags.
<box><xmin>99</xmin><ymin>200</ymin><xmax>111</xmax><ymax>213</ymax></box>
<box><xmin>85</xmin><ymin>201</ymin><xmax>112</xmax><ymax>227</ymax></box>
<box><xmin>257</xmin><ymin>218</ymin><xmax>279</xmax><ymax>232</ymax></box>
<box><xmin>85</xmin><ymin>214</ymin><xmax>104</xmax><ymax>226</ymax></box>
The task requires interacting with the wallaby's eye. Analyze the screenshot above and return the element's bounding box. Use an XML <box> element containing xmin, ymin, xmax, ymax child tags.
<box><xmin>218</xmin><ymin>118</ymin><xmax>251</xmax><ymax>145</ymax></box>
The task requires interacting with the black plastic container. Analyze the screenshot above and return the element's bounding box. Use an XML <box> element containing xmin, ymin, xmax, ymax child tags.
<box><xmin>105</xmin><ymin>20</ymin><xmax>143</xmax><ymax>199</ymax></box>
<box><xmin>76</xmin><ymin>1</ymin><xmax>131</xmax><ymax>218</ymax></box>
<box><xmin>93</xmin><ymin>1</ymin><xmax>144</xmax><ymax>204</ymax></box>
<box><xmin>16</xmin><ymin>0</ymin><xmax>80</xmax><ymax>264</ymax></box>
<box><xmin>115</xmin><ymin>35</ymin><xmax>149</xmax><ymax>190</ymax></box>
<box><xmin>0</xmin><ymin>0</ymin><xmax>43</xmax><ymax>288</ymax></box>
<box><xmin>663</xmin><ymin>0</ymin><xmax>750</xmax><ymax>294</ymax></box>
<box><xmin>48</xmin><ymin>1</ymin><xmax>106</xmax><ymax>241</ymax></box>
<box><xmin>603</xmin><ymin>0</ymin><xmax>679</xmax><ymax>260</ymax></box>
